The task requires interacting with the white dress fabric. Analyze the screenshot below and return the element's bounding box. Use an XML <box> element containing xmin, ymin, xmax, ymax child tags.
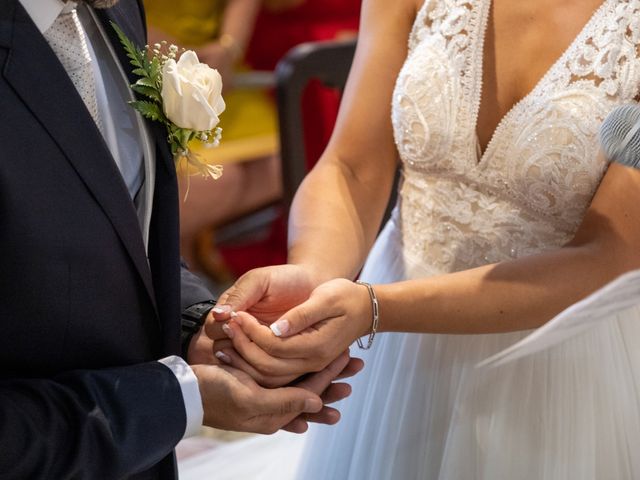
<box><xmin>296</xmin><ymin>0</ymin><xmax>640</xmax><ymax>478</ymax></box>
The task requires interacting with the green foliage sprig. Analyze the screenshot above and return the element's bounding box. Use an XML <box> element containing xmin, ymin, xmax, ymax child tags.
<box><xmin>111</xmin><ymin>22</ymin><xmax>222</xmax><ymax>176</ymax></box>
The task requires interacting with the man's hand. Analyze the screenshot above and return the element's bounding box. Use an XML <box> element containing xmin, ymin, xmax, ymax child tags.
<box><xmin>191</xmin><ymin>306</ymin><xmax>304</xmax><ymax>386</ymax></box>
<box><xmin>281</xmin><ymin>353</ymin><xmax>363</xmax><ymax>433</ymax></box>
<box><xmin>219</xmin><ymin>279</ymin><xmax>372</xmax><ymax>377</ymax></box>
<box><xmin>191</xmin><ymin>350</ymin><xmax>357</xmax><ymax>434</ymax></box>
<box><xmin>210</xmin><ymin>264</ymin><xmax>321</xmax><ymax>325</ymax></box>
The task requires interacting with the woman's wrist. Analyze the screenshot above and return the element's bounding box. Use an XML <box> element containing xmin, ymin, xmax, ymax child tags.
<box><xmin>354</xmin><ymin>281</ymin><xmax>380</xmax><ymax>347</ymax></box>
<box><xmin>289</xmin><ymin>247</ymin><xmax>364</xmax><ymax>286</ymax></box>
<box><xmin>289</xmin><ymin>261</ymin><xmax>338</xmax><ymax>288</ymax></box>
<box><xmin>371</xmin><ymin>283</ymin><xmax>396</xmax><ymax>334</ymax></box>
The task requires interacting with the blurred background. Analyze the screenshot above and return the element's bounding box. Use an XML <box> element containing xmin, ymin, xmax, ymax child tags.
<box><xmin>144</xmin><ymin>0</ymin><xmax>361</xmax><ymax>295</ymax></box>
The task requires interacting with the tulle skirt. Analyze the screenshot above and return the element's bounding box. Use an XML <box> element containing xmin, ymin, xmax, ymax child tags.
<box><xmin>179</xmin><ymin>214</ymin><xmax>640</xmax><ymax>479</ymax></box>
<box><xmin>296</xmin><ymin>214</ymin><xmax>640</xmax><ymax>479</ymax></box>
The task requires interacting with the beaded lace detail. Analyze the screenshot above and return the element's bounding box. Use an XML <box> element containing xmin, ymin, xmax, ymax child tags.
<box><xmin>391</xmin><ymin>0</ymin><xmax>640</xmax><ymax>274</ymax></box>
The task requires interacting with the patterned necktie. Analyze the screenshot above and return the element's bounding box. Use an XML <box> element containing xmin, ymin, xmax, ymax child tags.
<box><xmin>43</xmin><ymin>6</ymin><xmax>104</xmax><ymax>133</ymax></box>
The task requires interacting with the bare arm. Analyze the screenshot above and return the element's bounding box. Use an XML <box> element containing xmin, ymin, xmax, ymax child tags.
<box><xmin>147</xmin><ymin>1</ymin><xmax>261</xmax><ymax>86</ymax></box>
<box><xmin>196</xmin><ymin>0</ymin><xmax>261</xmax><ymax>87</ymax></box>
<box><xmin>377</xmin><ymin>160</ymin><xmax>640</xmax><ymax>334</ymax></box>
<box><xmin>149</xmin><ymin>0</ymin><xmax>261</xmax><ymax>54</ymax></box>
<box><xmin>286</xmin><ymin>0</ymin><xmax>417</xmax><ymax>283</ymax></box>
<box><xmin>221</xmin><ymin>0</ymin><xmax>262</xmax><ymax>52</ymax></box>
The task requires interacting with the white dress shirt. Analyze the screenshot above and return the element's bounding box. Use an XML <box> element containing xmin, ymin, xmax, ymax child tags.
<box><xmin>19</xmin><ymin>0</ymin><xmax>203</xmax><ymax>439</ymax></box>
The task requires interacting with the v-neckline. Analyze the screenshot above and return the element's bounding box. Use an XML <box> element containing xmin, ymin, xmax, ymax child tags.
<box><xmin>472</xmin><ymin>0</ymin><xmax>610</xmax><ymax>166</ymax></box>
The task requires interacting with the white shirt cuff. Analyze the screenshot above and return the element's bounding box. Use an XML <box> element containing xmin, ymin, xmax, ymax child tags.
<box><xmin>158</xmin><ymin>355</ymin><xmax>204</xmax><ymax>439</ymax></box>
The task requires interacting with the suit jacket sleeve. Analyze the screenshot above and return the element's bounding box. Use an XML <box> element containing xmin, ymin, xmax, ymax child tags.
<box><xmin>180</xmin><ymin>261</ymin><xmax>216</xmax><ymax>311</ymax></box>
<box><xmin>0</xmin><ymin>362</ymin><xmax>186</xmax><ymax>479</ymax></box>
<box><xmin>0</xmin><ymin>1</ymin><xmax>195</xmax><ymax>477</ymax></box>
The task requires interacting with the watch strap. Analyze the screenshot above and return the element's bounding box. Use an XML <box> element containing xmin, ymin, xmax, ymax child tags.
<box><xmin>180</xmin><ymin>300</ymin><xmax>216</xmax><ymax>358</ymax></box>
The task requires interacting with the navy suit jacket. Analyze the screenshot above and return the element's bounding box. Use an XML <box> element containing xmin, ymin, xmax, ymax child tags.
<box><xmin>0</xmin><ymin>0</ymin><xmax>212</xmax><ymax>478</ymax></box>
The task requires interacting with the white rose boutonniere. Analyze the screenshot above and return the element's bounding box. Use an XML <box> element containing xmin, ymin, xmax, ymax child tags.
<box><xmin>112</xmin><ymin>23</ymin><xmax>225</xmax><ymax>180</ymax></box>
<box><xmin>161</xmin><ymin>51</ymin><xmax>226</xmax><ymax>132</ymax></box>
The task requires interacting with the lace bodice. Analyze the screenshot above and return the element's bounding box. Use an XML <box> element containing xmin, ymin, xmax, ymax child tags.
<box><xmin>391</xmin><ymin>0</ymin><xmax>640</xmax><ymax>276</ymax></box>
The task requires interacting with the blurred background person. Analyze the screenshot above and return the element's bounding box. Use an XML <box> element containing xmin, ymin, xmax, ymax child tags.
<box><xmin>211</xmin><ymin>0</ymin><xmax>362</xmax><ymax>284</ymax></box>
<box><xmin>144</xmin><ymin>0</ymin><xmax>361</xmax><ymax>290</ymax></box>
<box><xmin>144</xmin><ymin>0</ymin><xmax>282</xmax><ymax>279</ymax></box>
<box><xmin>248</xmin><ymin>0</ymin><xmax>361</xmax><ymax>163</ymax></box>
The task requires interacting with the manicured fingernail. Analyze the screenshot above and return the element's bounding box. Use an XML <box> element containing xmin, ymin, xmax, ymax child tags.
<box><xmin>215</xmin><ymin>351</ymin><xmax>231</xmax><ymax>364</ymax></box>
<box><xmin>270</xmin><ymin>319</ymin><xmax>290</xmax><ymax>337</ymax></box>
<box><xmin>304</xmin><ymin>398</ymin><xmax>322</xmax><ymax>413</ymax></box>
<box><xmin>221</xmin><ymin>323</ymin><xmax>234</xmax><ymax>339</ymax></box>
<box><xmin>230</xmin><ymin>311</ymin><xmax>239</xmax><ymax>318</ymax></box>
<box><xmin>212</xmin><ymin>305</ymin><xmax>231</xmax><ymax>314</ymax></box>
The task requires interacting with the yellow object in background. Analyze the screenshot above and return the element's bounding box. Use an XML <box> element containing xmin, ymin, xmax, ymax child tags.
<box><xmin>144</xmin><ymin>0</ymin><xmax>225</xmax><ymax>46</ymax></box>
<box><xmin>144</xmin><ymin>0</ymin><xmax>278</xmax><ymax>165</ymax></box>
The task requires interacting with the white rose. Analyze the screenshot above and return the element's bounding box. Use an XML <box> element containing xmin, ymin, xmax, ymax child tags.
<box><xmin>161</xmin><ymin>50</ymin><xmax>226</xmax><ymax>131</ymax></box>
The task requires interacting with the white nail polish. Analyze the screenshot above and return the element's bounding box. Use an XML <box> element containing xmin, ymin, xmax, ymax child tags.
<box><xmin>221</xmin><ymin>323</ymin><xmax>234</xmax><ymax>339</ymax></box>
<box><xmin>270</xmin><ymin>323</ymin><xmax>282</xmax><ymax>337</ymax></box>
<box><xmin>230</xmin><ymin>311</ymin><xmax>239</xmax><ymax>318</ymax></box>
<box><xmin>215</xmin><ymin>351</ymin><xmax>231</xmax><ymax>364</ymax></box>
<box><xmin>270</xmin><ymin>319</ymin><xmax>289</xmax><ymax>337</ymax></box>
<box><xmin>212</xmin><ymin>305</ymin><xmax>231</xmax><ymax>314</ymax></box>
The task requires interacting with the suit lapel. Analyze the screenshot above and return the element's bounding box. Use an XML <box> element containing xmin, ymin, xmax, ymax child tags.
<box><xmin>94</xmin><ymin>3</ymin><xmax>143</xmax><ymax>86</ymax></box>
<box><xmin>94</xmin><ymin>4</ymin><xmax>176</xmax><ymax>176</ymax></box>
<box><xmin>1</xmin><ymin>1</ymin><xmax>158</xmax><ymax>311</ymax></box>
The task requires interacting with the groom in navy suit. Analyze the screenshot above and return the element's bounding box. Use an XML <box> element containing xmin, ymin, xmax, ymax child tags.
<box><xmin>0</xmin><ymin>0</ymin><xmax>354</xmax><ymax>478</ymax></box>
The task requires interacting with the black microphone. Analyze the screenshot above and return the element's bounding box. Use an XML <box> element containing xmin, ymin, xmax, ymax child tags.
<box><xmin>598</xmin><ymin>104</ymin><xmax>640</xmax><ymax>169</ymax></box>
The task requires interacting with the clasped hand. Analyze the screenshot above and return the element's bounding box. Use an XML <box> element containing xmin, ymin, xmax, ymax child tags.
<box><xmin>209</xmin><ymin>265</ymin><xmax>373</xmax><ymax>388</ymax></box>
<box><xmin>185</xmin><ymin>264</ymin><xmax>369</xmax><ymax>435</ymax></box>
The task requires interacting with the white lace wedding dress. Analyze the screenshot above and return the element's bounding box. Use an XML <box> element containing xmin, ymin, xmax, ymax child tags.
<box><xmin>296</xmin><ymin>0</ymin><xmax>640</xmax><ymax>479</ymax></box>
<box><xmin>178</xmin><ymin>1</ymin><xmax>640</xmax><ymax>478</ymax></box>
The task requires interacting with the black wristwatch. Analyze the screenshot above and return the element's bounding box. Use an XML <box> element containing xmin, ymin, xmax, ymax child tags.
<box><xmin>180</xmin><ymin>300</ymin><xmax>216</xmax><ymax>358</ymax></box>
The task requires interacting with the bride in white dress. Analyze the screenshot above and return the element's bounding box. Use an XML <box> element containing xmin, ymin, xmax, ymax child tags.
<box><xmin>203</xmin><ymin>0</ymin><xmax>640</xmax><ymax>478</ymax></box>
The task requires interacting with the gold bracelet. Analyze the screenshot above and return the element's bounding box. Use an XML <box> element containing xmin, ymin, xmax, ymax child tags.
<box><xmin>355</xmin><ymin>280</ymin><xmax>379</xmax><ymax>350</ymax></box>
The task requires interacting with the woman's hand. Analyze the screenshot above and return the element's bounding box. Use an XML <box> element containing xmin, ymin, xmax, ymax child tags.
<box><xmin>218</xmin><ymin>279</ymin><xmax>373</xmax><ymax>377</ymax></box>
<box><xmin>210</xmin><ymin>264</ymin><xmax>323</xmax><ymax>325</ymax></box>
